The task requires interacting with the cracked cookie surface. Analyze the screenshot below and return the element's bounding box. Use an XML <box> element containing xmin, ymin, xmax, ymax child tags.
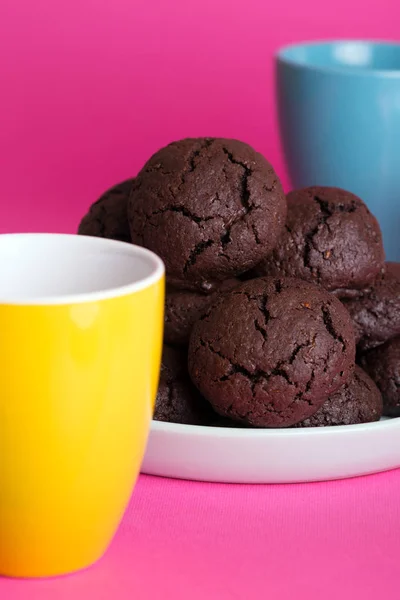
<box><xmin>343</xmin><ymin>262</ymin><xmax>400</xmax><ymax>352</ymax></box>
<box><xmin>253</xmin><ymin>186</ymin><xmax>385</xmax><ymax>295</ymax></box>
<box><xmin>154</xmin><ymin>345</ymin><xmax>214</xmax><ymax>425</ymax></box>
<box><xmin>188</xmin><ymin>277</ymin><xmax>356</xmax><ymax>427</ymax></box>
<box><xmin>128</xmin><ymin>138</ymin><xmax>286</xmax><ymax>289</ymax></box>
<box><xmin>359</xmin><ymin>336</ymin><xmax>400</xmax><ymax>417</ymax></box>
<box><xmin>165</xmin><ymin>279</ymin><xmax>240</xmax><ymax>346</ymax></box>
<box><xmin>293</xmin><ymin>365</ymin><xmax>382</xmax><ymax>427</ymax></box>
<box><xmin>78</xmin><ymin>179</ymin><xmax>133</xmax><ymax>242</ymax></box>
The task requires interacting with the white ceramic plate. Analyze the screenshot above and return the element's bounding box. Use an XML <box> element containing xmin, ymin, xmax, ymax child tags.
<box><xmin>141</xmin><ymin>417</ymin><xmax>400</xmax><ymax>483</ymax></box>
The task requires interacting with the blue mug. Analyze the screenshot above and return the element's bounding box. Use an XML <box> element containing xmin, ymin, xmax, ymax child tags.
<box><xmin>276</xmin><ymin>40</ymin><xmax>400</xmax><ymax>260</ymax></box>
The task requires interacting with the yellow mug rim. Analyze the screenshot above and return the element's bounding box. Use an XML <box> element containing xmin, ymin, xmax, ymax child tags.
<box><xmin>0</xmin><ymin>233</ymin><xmax>165</xmax><ymax>306</ymax></box>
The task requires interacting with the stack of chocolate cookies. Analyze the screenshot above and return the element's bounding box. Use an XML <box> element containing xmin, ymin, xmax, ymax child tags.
<box><xmin>78</xmin><ymin>137</ymin><xmax>396</xmax><ymax>428</ymax></box>
<box><xmin>345</xmin><ymin>263</ymin><xmax>400</xmax><ymax>417</ymax></box>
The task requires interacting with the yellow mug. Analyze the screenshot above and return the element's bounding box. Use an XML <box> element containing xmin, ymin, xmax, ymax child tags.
<box><xmin>0</xmin><ymin>233</ymin><xmax>164</xmax><ymax>578</ymax></box>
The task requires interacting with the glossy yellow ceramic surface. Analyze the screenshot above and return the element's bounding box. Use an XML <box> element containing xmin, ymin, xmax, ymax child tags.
<box><xmin>0</xmin><ymin>277</ymin><xmax>164</xmax><ymax>577</ymax></box>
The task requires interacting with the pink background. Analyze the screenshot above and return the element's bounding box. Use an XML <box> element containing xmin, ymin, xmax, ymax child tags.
<box><xmin>1</xmin><ymin>0</ymin><xmax>400</xmax><ymax>598</ymax></box>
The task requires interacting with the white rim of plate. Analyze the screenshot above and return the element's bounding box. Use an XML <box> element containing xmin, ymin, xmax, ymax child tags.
<box><xmin>151</xmin><ymin>417</ymin><xmax>398</xmax><ymax>437</ymax></box>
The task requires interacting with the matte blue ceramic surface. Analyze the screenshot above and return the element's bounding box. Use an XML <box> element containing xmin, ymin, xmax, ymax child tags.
<box><xmin>276</xmin><ymin>40</ymin><xmax>400</xmax><ymax>260</ymax></box>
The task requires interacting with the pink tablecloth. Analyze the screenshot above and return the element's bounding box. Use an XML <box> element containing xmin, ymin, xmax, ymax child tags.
<box><xmin>1</xmin><ymin>472</ymin><xmax>400</xmax><ymax>599</ymax></box>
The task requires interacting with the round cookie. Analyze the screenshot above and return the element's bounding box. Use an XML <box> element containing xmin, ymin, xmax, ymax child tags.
<box><xmin>343</xmin><ymin>262</ymin><xmax>400</xmax><ymax>352</ymax></box>
<box><xmin>254</xmin><ymin>186</ymin><xmax>385</xmax><ymax>295</ymax></box>
<box><xmin>78</xmin><ymin>179</ymin><xmax>133</xmax><ymax>242</ymax></box>
<box><xmin>165</xmin><ymin>278</ymin><xmax>240</xmax><ymax>346</ymax></box>
<box><xmin>188</xmin><ymin>277</ymin><xmax>356</xmax><ymax>428</ymax></box>
<box><xmin>293</xmin><ymin>365</ymin><xmax>382</xmax><ymax>427</ymax></box>
<box><xmin>359</xmin><ymin>337</ymin><xmax>400</xmax><ymax>417</ymax></box>
<box><xmin>128</xmin><ymin>138</ymin><xmax>287</xmax><ymax>289</ymax></box>
<box><xmin>154</xmin><ymin>345</ymin><xmax>214</xmax><ymax>425</ymax></box>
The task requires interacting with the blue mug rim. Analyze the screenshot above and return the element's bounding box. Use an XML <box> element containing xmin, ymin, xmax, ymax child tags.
<box><xmin>276</xmin><ymin>39</ymin><xmax>400</xmax><ymax>78</ymax></box>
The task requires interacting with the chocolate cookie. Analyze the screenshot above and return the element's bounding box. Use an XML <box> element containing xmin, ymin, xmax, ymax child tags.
<box><xmin>165</xmin><ymin>279</ymin><xmax>240</xmax><ymax>346</ymax></box>
<box><xmin>293</xmin><ymin>365</ymin><xmax>382</xmax><ymax>427</ymax></box>
<box><xmin>78</xmin><ymin>179</ymin><xmax>133</xmax><ymax>242</ymax></box>
<box><xmin>254</xmin><ymin>186</ymin><xmax>385</xmax><ymax>295</ymax></box>
<box><xmin>128</xmin><ymin>138</ymin><xmax>287</xmax><ymax>289</ymax></box>
<box><xmin>154</xmin><ymin>345</ymin><xmax>214</xmax><ymax>425</ymax></box>
<box><xmin>359</xmin><ymin>337</ymin><xmax>400</xmax><ymax>417</ymax></box>
<box><xmin>188</xmin><ymin>277</ymin><xmax>356</xmax><ymax>428</ymax></box>
<box><xmin>343</xmin><ymin>262</ymin><xmax>400</xmax><ymax>352</ymax></box>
